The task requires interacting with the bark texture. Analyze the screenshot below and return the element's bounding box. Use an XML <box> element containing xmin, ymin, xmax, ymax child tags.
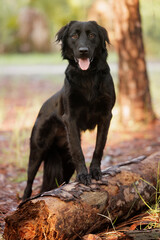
<box><xmin>4</xmin><ymin>152</ymin><xmax>160</xmax><ymax>240</ymax></box>
<box><xmin>113</xmin><ymin>0</ymin><xmax>155</xmax><ymax>126</ymax></box>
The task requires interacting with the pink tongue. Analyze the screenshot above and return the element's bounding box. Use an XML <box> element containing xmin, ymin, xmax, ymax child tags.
<box><xmin>78</xmin><ymin>58</ymin><xmax>90</xmax><ymax>70</ymax></box>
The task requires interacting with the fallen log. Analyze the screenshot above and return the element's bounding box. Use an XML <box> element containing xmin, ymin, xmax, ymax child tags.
<box><xmin>4</xmin><ymin>152</ymin><xmax>160</xmax><ymax>240</ymax></box>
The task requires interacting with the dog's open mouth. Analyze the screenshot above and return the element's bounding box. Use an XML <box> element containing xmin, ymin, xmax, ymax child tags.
<box><xmin>78</xmin><ymin>58</ymin><xmax>90</xmax><ymax>71</ymax></box>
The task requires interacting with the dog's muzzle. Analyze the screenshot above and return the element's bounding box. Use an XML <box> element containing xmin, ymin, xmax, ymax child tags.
<box><xmin>74</xmin><ymin>47</ymin><xmax>93</xmax><ymax>71</ymax></box>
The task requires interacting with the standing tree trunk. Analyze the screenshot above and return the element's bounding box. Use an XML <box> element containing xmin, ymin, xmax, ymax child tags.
<box><xmin>113</xmin><ymin>0</ymin><xmax>155</xmax><ymax>126</ymax></box>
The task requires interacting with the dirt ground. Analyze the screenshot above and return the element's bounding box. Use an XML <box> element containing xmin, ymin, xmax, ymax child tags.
<box><xmin>0</xmin><ymin>76</ymin><xmax>160</xmax><ymax>237</ymax></box>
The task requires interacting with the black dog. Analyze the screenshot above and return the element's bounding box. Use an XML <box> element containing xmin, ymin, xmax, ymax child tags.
<box><xmin>23</xmin><ymin>21</ymin><xmax>115</xmax><ymax>200</ymax></box>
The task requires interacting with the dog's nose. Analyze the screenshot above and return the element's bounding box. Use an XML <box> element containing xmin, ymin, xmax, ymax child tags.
<box><xmin>79</xmin><ymin>47</ymin><xmax>89</xmax><ymax>54</ymax></box>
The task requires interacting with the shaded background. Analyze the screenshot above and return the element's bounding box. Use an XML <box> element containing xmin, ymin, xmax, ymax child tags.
<box><xmin>0</xmin><ymin>0</ymin><xmax>160</xmax><ymax>55</ymax></box>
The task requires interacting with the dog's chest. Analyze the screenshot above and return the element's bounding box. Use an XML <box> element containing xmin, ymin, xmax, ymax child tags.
<box><xmin>82</xmin><ymin>80</ymin><xmax>98</xmax><ymax>102</ymax></box>
<box><xmin>70</xmin><ymin>81</ymin><xmax>102</xmax><ymax>109</ymax></box>
<box><xmin>69</xmin><ymin>84</ymin><xmax>108</xmax><ymax>130</ymax></box>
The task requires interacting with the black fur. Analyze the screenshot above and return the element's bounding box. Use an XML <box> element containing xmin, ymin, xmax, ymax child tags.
<box><xmin>23</xmin><ymin>21</ymin><xmax>116</xmax><ymax>200</ymax></box>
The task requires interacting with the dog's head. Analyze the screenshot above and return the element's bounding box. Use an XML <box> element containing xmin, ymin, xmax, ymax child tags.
<box><xmin>56</xmin><ymin>21</ymin><xmax>110</xmax><ymax>71</ymax></box>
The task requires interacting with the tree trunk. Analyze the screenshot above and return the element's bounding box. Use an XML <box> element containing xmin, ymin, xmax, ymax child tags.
<box><xmin>113</xmin><ymin>0</ymin><xmax>155</xmax><ymax>126</ymax></box>
<box><xmin>4</xmin><ymin>152</ymin><xmax>160</xmax><ymax>240</ymax></box>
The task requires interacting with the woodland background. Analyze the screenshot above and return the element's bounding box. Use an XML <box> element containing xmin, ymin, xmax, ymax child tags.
<box><xmin>0</xmin><ymin>0</ymin><xmax>160</xmax><ymax>239</ymax></box>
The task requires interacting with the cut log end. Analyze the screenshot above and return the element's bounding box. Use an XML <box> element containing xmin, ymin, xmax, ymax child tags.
<box><xmin>4</xmin><ymin>200</ymin><xmax>50</xmax><ymax>239</ymax></box>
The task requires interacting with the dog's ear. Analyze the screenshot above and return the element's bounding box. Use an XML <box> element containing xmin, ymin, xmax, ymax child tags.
<box><xmin>56</xmin><ymin>24</ymin><xmax>68</xmax><ymax>43</ymax></box>
<box><xmin>98</xmin><ymin>25</ymin><xmax>110</xmax><ymax>45</ymax></box>
<box><xmin>56</xmin><ymin>21</ymin><xmax>77</xmax><ymax>42</ymax></box>
<box><xmin>56</xmin><ymin>21</ymin><xmax>77</xmax><ymax>59</ymax></box>
<box><xmin>91</xmin><ymin>21</ymin><xmax>110</xmax><ymax>49</ymax></box>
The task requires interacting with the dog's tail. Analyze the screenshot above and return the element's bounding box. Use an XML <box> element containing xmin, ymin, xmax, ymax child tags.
<box><xmin>41</xmin><ymin>147</ymin><xmax>64</xmax><ymax>192</ymax></box>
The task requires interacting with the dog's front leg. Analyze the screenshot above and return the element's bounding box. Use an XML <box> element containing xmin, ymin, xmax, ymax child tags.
<box><xmin>90</xmin><ymin>113</ymin><xmax>112</xmax><ymax>180</ymax></box>
<box><xmin>63</xmin><ymin>114</ymin><xmax>91</xmax><ymax>185</ymax></box>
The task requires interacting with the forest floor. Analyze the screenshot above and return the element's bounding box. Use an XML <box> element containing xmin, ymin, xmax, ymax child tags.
<box><xmin>0</xmin><ymin>74</ymin><xmax>160</xmax><ymax>239</ymax></box>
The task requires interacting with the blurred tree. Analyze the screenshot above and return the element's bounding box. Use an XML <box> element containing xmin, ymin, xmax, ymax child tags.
<box><xmin>113</xmin><ymin>0</ymin><xmax>155</xmax><ymax>126</ymax></box>
<box><xmin>0</xmin><ymin>0</ymin><xmax>92</xmax><ymax>53</ymax></box>
<box><xmin>29</xmin><ymin>0</ymin><xmax>92</xmax><ymax>34</ymax></box>
<box><xmin>18</xmin><ymin>8</ymin><xmax>50</xmax><ymax>52</ymax></box>
<box><xmin>87</xmin><ymin>0</ymin><xmax>114</xmax><ymax>42</ymax></box>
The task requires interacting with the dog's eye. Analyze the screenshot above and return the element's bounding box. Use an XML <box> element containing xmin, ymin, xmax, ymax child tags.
<box><xmin>88</xmin><ymin>33</ymin><xmax>95</xmax><ymax>39</ymax></box>
<box><xmin>71</xmin><ymin>33</ymin><xmax>79</xmax><ymax>40</ymax></box>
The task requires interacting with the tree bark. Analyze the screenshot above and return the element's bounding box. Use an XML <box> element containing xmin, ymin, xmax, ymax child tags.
<box><xmin>4</xmin><ymin>152</ymin><xmax>160</xmax><ymax>240</ymax></box>
<box><xmin>113</xmin><ymin>0</ymin><xmax>155</xmax><ymax>126</ymax></box>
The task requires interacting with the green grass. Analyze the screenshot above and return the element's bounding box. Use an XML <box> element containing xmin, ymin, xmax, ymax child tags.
<box><xmin>0</xmin><ymin>51</ymin><xmax>159</xmax><ymax>66</ymax></box>
<box><xmin>133</xmin><ymin>165</ymin><xmax>160</xmax><ymax>230</ymax></box>
<box><xmin>0</xmin><ymin>51</ymin><xmax>118</xmax><ymax>65</ymax></box>
<box><xmin>0</xmin><ymin>52</ymin><xmax>63</xmax><ymax>65</ymax></box>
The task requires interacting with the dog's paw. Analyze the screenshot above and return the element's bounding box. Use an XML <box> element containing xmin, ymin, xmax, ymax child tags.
<box><xmin>90</xmin><ymin>168</ymin><xmax>102</xmax><ymax>181</ymax></box>
<box><xmin>76</xmin><ymin>173</ymin><xmax>91</xmax><ymax>185</ymax></box>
